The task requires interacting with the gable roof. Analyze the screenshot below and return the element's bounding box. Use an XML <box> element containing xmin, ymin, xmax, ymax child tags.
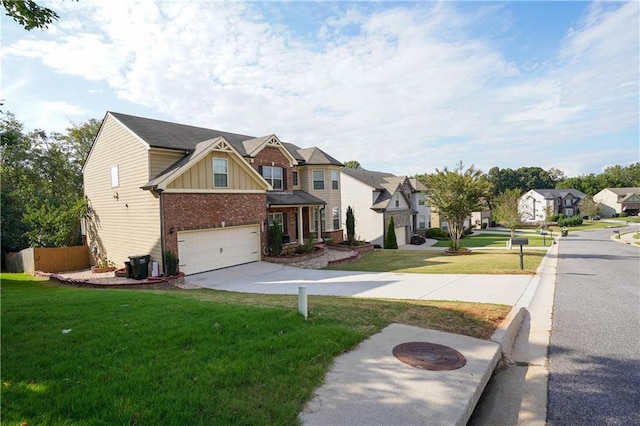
<box><xmin>295</xmin><ymin>147</ymin><xmax>343</xmax><ymax>166</ymax></box>
<box><xmin>530</xmin><ymin>188</ymin><xmax>587</xmax><ymax>199</ymax></box>
<box><xmin>409</xmin><ymin>178</ymin><xmax>428</xmax><ymax>192</ymax></box>
<box><xmin>342</xmin><ymin>168</ymin><xmax>413</xmax><ymax>211</ymax></box>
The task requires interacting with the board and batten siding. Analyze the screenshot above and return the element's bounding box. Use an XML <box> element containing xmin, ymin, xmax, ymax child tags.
<box><xmin>166</xmin><ymin>152</ymin><xmax>263</xmax><ymax>191</ymax></box>
<box><xmin>83</xmin><ymin>114</ymin><xmax>163</xmax><ymax>269</ymax></box>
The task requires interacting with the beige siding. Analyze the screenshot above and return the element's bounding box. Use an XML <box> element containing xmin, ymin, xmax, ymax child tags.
<box><xmin>300</xmin><ymin>166</ymin><xmax>343</xmax><ymax>231</ymax></box>
<box><xmin>167</xmin><ymin>152</ymin><xmax>262</xmax><ymax>190</ymax></box>
<box><xmin>340</xmin><ymin>173</ymin><xmax>385</xmax><ymax>245</ymax></box>
<box><xmin>149</xmin><ymin>149</ymin><xmax>184</xmax><ymax>179</ymax></box>
<box><xmin>83</xmin><ymin>114</ymin><xmax>162</xmax><ymax>269</ymax></box>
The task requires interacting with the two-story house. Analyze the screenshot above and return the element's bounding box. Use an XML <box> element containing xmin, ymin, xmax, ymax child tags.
<box><xmin>520</xmin><ymin>188</ymin><xmax>587</xmax><ymax>222</ymax></box>
<box><xmin>408</xmin><ymin>178</ymin><xmax>431</xmax><ymax>234</ymax></box>
<box><xmin>83</xmin><ymin>112</ymin><xmax>342</xmax><ymax>275</ymax></box>
<box><xmin>340</xmin><ymin>168</ymin><xmax>416</xmax><ymax>246</ymax></box>
<box><xmin>593</xmin><ymin>187</ymin><xmax>640</xmax><ymax>217</ymax></box>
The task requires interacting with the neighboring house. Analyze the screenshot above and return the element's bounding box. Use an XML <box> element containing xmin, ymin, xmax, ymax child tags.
<box><xmin>408</xmin><ymin>178</ymin><xmax>431</xmax><ymax>234</ymax></box>
<box><xmin>520</xmin><ymin>189</ymin><xmax>587</xmax><ymax>222</ymax></box>
<box><xmin>340</xmin><ymin>169</ymin><xmax>416</xmax><ymax>246</ymax></box>
<box><xmin>593</xmin><ymin>187</ymin><xmax>640</xmax><ymax>217</ymax></box>
<box><xmin>83</xmin><ymin>112</ymin><xmax>343</xmax><ymax>275</ymax></box>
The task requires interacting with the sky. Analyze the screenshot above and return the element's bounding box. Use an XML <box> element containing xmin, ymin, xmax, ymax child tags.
<box><xmin>2</xmin><ymin>0</ymin><xmax>639</xmax><ymax>177</ymax></box>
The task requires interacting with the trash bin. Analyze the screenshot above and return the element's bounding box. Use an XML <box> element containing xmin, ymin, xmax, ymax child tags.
<box><xmin>561</xmin><ymin>227</ymin><xmax>568</xmax><ymax>237</ymax></box>
<box><xmin>124</xmin><ymin>261</ymin><xmax>133</xmax><ymax>278</ymax></box>
<box><xmin>128</xmin><ymin>255</ymin><xmax>150</xmax><ymax>279</ymax></box>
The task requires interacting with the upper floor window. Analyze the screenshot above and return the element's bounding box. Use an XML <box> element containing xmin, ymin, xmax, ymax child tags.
<box><xmin>292</xmin><ymin>170</ymin><xmax>299</xmax><ymax>187</ymax></box>
<box><xmin>331</xmin><ymin>170</ymin><xmax>339</xmax><ymax>190</ymax></box>
<box><xmin>564</xmin><ymin>198</ymin><xmax>572</xmax><ymax>206</ymax></box>
<box><xmin>262</xmin><ymin>166</ymin><xmax>283</xmax><ymax>190</ymax></box>
<box><xmin>110</xmin><ymin>165</ymin><xmax>119</xmax><ymax>188</ymax></box>
<box><xmin>213</xmin><ymin>158</ymin><xmax>228</xmax><ymax>187</ymax></box>
<box><xmin>418</xmin><ymin>196</ymin><xmax>425</xmax><ymax>206</ymax></box>
<box><xmin>313</xmin><ymin>170</ymin><xmax>325</xmax><ymax>190</ymax></box>
<box><xmin>394</xmin><ymin>194</ymin><xmax>400</xmax><ymax>208</ymax></box>
<box><xmin>418</xmin><ymin>214</ymin><xmax>426</xmax><ymax>229</ymax></box>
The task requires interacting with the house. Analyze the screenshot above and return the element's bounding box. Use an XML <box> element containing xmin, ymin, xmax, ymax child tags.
<box><xmin>408</xmin><ymin>178</ymin><xmax>431</xmax><ymax>234</ymax></box>
<box><xmin>340</xmin><ymin>169</ymin><xmax>416</xmax><ymax>246</ymax></box>
<box><xmin>82</xmin><ymin>112</ymin><xmax>343</xmax><ymax>275</ymax></box>
<box><xmin>520</xmin><ymin>188</ymin><xmax>587</xmax><ymax>222</ymax></box>
<box><xmin>593</xmin><ymin>187</ymin><xmax>640</xmax><ymax>217</ymax></box>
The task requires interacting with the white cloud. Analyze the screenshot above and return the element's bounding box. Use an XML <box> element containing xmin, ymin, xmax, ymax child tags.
<box><xmin>3</xmin><ymin>1</ymin><xmax>638</xmax><ymax>175</ymax></box>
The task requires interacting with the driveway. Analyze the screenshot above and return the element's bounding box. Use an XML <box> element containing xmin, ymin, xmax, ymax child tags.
<box><xmin>184</xmin><ymin>261</ymin><xmax>537</xmax><ymax>305</ymax></box>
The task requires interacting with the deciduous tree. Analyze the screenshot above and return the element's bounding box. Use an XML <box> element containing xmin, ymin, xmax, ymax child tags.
<box><xmin>492</xmin><ymin>189</ymin><xmax>524</xmax><ymax>237</ymax></box>
<box><xmin>425</xmin><ymin>162</ymin><xmax>492</xmax><ymax>252</ymax></box>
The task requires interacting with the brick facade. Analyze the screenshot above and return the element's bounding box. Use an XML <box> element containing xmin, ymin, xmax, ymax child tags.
<box><xmin>162</xmin><ymin>192</ymin><xmax>267</xmax><ymax>255</ymax></box>
<box><xmin>252</xmin><ymin>146</ymin><xmax>294</xmax><ymax>190</ymax></box>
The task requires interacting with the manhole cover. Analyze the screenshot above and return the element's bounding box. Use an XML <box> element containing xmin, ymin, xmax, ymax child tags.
<box><xmin>392</xmin><ymin>342</ymin><xmax>467</xmax><ymax>371</ymax></box>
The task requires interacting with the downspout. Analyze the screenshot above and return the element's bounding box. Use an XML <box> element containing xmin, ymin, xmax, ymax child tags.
<box><xmin>157</xmin><ymin>188</ymin><xmax>166</xmax><ymax>275</ymax></box>
<box><xmin>320</xmin><ymin>206</ymin><xmax>325</xmax><ymax>243</ymax></box>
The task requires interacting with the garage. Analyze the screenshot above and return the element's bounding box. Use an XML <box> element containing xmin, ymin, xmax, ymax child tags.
<box><xmin>177</xmin><ymin>225</ymin><xmax>260</xmax><ymax>275</ymax></box>
<box><xmin>394</xmin><ymin>226</ymin><xmax>407</xmax><ymax>246</ymax></box>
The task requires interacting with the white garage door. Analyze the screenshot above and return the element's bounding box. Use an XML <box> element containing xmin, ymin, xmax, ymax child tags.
<box><xmin>395</xmin><ymin>226</ymin><xmax>407</xmax><ymax>246</ymax></box>
<box><xmin>177</xmin><ymin>225</ymin><xmax>260</xmax><ymax>275</ymax></box>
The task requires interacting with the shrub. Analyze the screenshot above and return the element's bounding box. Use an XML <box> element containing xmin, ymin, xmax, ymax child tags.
<box><xmin>165</xmin><ymin>251</ymin><xmax>179</xmax><ymax>276</ymax></box>
<box><xmin>426</xmin><ymin>227</ymin><xmax>450</xmax><ymax>240</ymax></box>
<box><xmin>268</xmin><ymin>224</ymin><xmax>283</xmax><ymax>256</ymax></box>
<box><xmin>346</xmin><ymin>206</ymin><xmax>356</xmax><ymax>246</ymax></box>
<box><xmin>384</xmin><ymin>216</ymin><xmax>398</xmax><ymax>249</ymax></box>
<box><xmin>621</xmin><ymin>212</ymin><xmax>629</xmax><ymax>217</ymax></box>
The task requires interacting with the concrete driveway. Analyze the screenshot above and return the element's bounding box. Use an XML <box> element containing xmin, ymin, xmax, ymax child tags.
<box><xmin>184</xmin><ymin>261</ymin><xmax>536</xmax><ymax>305</ymax></box>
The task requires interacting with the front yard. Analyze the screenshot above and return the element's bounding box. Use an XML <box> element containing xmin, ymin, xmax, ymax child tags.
<box><xmin>1</xmin><ymin>273</ymin><xmax>509</xmax><ymax>425</ymax></box>
<box><xmin>325</xmin><ymin>249</ymin><xmax>545</xmax><ymax>274</ymax></box>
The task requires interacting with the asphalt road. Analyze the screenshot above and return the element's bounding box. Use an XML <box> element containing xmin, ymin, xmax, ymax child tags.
<box><xmin>547</xmin><ymin>227</ymin><xmax>640</xmax><ymax>425</ymax></box>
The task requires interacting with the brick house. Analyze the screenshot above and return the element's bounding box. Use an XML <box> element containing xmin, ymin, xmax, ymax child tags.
<box><xmin>83</xmin><ymin>112</ymin><xmax>343</xmax><ymax>275</ymax></box>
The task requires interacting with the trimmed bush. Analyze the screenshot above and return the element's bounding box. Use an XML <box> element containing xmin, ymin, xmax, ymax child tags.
<box><xmin>426</xmin><ymin>227</ymin><xmax>450</xmax><ymax>240</ymax></box>
<box><xmin>621</xmin><ymin>212</ymin><xmax>629</xmax><ymax>217</ymax></box>
<box><xmin>268</xmin><ymin>224</ymin><xmax>283</xmax><ymax>256</ymax></box>
<box><xmin>384</xmin><ymin>216</ymin><xmax>398</xmax><ymax>249</ymax></box>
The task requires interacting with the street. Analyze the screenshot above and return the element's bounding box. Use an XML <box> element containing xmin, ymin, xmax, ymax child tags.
<box><xmin>548</xmin><ymin>227</ymin><xmax>640</xmax><ymax>424</ymax></box>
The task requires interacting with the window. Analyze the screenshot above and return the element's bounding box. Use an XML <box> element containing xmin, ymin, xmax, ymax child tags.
<box><xmin>418</xmin><ymin>214</ymin><xmax>426</xmax><ymax>229</ymax></box>
<box><xmin>331</xmin><ymin>170</ymin><xmax>339</xmax><ymax>190</ymax></box>
<box><xmin>311</xmin><ymin>208</ymin><xmax>318</xmax><ymax>231</ymax></box>
<box><xmin>313</xmin><ymin>170</ymin><xmax>324</xmax><ymax>190</ymax></box>
<box><xmin>268</xmin><ymin>212</ymin><xmax>284</xmax><ymax>232</ymax></box>
<box><xmin>394</xmin><ymin>194</ymin><xmax>400</xmax><ymax>208</ymax></box>
<box><xmin>292</xmin><ymin>170</ymin><xmax>299</xmax><ymax>187</ymax></box>
<box><xmin>418</xmin><ymin>196</ymin><xmax>425</xmax><ymax>206</ymax></box>
<box><xmin>213</xmin><ymin>158</ymin><xmax>228</xmax><ymax>187</ymax></box>
<box><xmin>110</xmin><ymin>165</ymin><xmax>119</xmax><ymax>187</ymax></box>
<box><xmin>332</xmin><ymin>207</ymin><xmax>340</xmax><ymax>230</ymax></box>
<box><xmin>262</xmin><ymin>166</ymin><xmax>283</xmax><ymax>190</ymax></box>
<box><xmin>564</xmin><ymin>198</ymin><xmax>572</xmax><ymax>206</ymax></box>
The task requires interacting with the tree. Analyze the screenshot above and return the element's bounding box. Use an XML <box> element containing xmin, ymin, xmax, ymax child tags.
<box><xmin>346</xmin><ymin>206</ymin><xmax>356</xmax><ymax>245</ymax></box>
<box><xmin>384</xmin><ymin>216</ymin><xmax>398</xmax><ymax>249</ymax></box>
<box><xmin>578</xmin><ymin>196</ymin><xmax>600</xmax><ymax>219</ymax></box>
<box><xmin>492</xmin><ymin>189</ymin><xmax>524</xmax><ymax>238</ymax></box>
<box><xmin>425</xmin><ymin>162</ymin><xmax>492</xmax><ymax>252</ymax></box>
<box><xmin>343</xmin><ymin>160</ymin><xmax>362</xmax><ymax>169</ymax></box>
<box><xmin>1</xmin><ymin>0</ymin><xmax>63</xmax><ymax>30</ymax></box>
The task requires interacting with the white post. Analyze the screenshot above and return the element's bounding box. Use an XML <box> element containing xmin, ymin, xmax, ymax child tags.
<box><xmin>298</xmin><ymin>206</ymin><xmax>304</xmax><ymax>244</ymax></box>
<box><xmin>298</xmin><ymin>286</ymin><xmax>308</xmax><ymax>319</ymax></box>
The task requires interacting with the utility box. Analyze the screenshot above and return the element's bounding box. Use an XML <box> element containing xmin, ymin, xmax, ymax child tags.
<box><xmin>128</xmin><ymin>255</ymin><xmax>150</xmax><ymax>280</ymax></box>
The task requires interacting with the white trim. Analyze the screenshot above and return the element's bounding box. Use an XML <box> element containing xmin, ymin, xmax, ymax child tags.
<box><xmin>162</xmin><ymin>188</ymin><xmax>266</xmax><ymax>194</ymax></box>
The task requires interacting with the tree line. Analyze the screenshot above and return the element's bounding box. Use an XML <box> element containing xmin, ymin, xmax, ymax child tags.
<box><xmin>0</xmin><ymin>112</ymin><xmax>100</xmax><ymax>257</ymax></box>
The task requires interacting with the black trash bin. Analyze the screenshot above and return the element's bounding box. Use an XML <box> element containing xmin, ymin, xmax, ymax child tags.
<box><xmin>124</xmin><ymin>261</ymin><xmax>133</xmax><ymax>278</ymax></box>
<box><xmin>128</xmin><ymin>255</ymin><xmax>150</xmax><ymax>279</ymax></box>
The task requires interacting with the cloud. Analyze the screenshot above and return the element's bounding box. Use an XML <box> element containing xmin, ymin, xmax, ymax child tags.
<box><xmin>3</xmin><ymin>1</ymin><xmax>638</xmax><ymax>176</ymax></box>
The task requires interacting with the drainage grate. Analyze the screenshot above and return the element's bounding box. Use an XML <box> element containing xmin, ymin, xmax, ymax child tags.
<box><xmin>392</xmin><ymin>342</ymin><xmax>467</xmax><ymax>371</ymax></box>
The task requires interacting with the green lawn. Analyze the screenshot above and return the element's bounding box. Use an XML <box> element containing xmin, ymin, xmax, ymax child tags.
<box><xmin>548</xmin><ymin>220</ymin><xmax>625</xmax><ymax>233</ymax></box>
<box><xmin>325</xmin><ymin>249</ymin><xmax>545</xmax><ymax>274</ymax></box>
<box><xmin>432</xmin><ymin>233</ymin><xmax>550</xmax><ymax>248</ymax></box>
<box><xmin>1</xmin><ymin>274</ymin><xmax>509</xmax><ymax>425</ymax></box>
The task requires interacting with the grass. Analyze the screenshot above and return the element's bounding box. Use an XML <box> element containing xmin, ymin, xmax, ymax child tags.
<box><xmin>432</xmin><ymin>233</ymin><xmax>549</xmax><ymax>248</ymax></box>
<box><xmin>325</xmin><ymin>249</ymin><xmax>545</xmax><ymax>274</ymax></box>
<box><xmin>548</xmin><ymin>220</ymin><xmax>625</xmax><ymax>233</ymax></box>
<box><xmin>1</xmin><ymin>273</ymin><xmax>510</xmax><ymax>425</ymax></box>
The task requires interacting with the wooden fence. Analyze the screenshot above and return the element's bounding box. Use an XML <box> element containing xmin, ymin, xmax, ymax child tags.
<box><xmin>5</xmin><ymin>246</ymin><xmax>90</xmax><ymax>274</ymax></box>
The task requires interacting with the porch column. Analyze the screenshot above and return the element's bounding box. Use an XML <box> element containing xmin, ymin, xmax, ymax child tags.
<box><xmin>298</xmin><ymin>206</ymin><xmax>304</xmax><ymax>245</ymax></box>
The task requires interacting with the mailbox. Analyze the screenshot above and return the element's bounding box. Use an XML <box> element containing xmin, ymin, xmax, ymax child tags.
<box><xmin>510</xmin><ymin>238</ymin><xmax>529</xmax><ymax>245</ymax></box>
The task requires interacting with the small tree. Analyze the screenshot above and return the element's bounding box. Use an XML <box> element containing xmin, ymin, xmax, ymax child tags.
<box><xmin>493</xmin><ymin>189</ymin><xmax>524</xmax><ymax>238</ymax></box>
<box><xmin>578</xmin><ymin>196</ymin><xmax>600</xmax><ymax>219</ymax></box>
<box><xmin>425</xmin><ymin>162</ymin><xmax>492</xmax><ymax>252</ymax></box>
<box><xmin>384</xmin><ymin>216</ymin><xmax>398</xmax><ymax>249</ymax></box>
<box><xmin>346</xmin><ymin>206</ymin><xmax>356</xmax><ymax>245</ymax></box>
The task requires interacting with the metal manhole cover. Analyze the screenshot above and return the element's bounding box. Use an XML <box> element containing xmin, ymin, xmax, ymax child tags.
<box><xmin>392</xmin><ymin>342</ymin><xmax>467</xmax><ymax>371</ymax></box>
